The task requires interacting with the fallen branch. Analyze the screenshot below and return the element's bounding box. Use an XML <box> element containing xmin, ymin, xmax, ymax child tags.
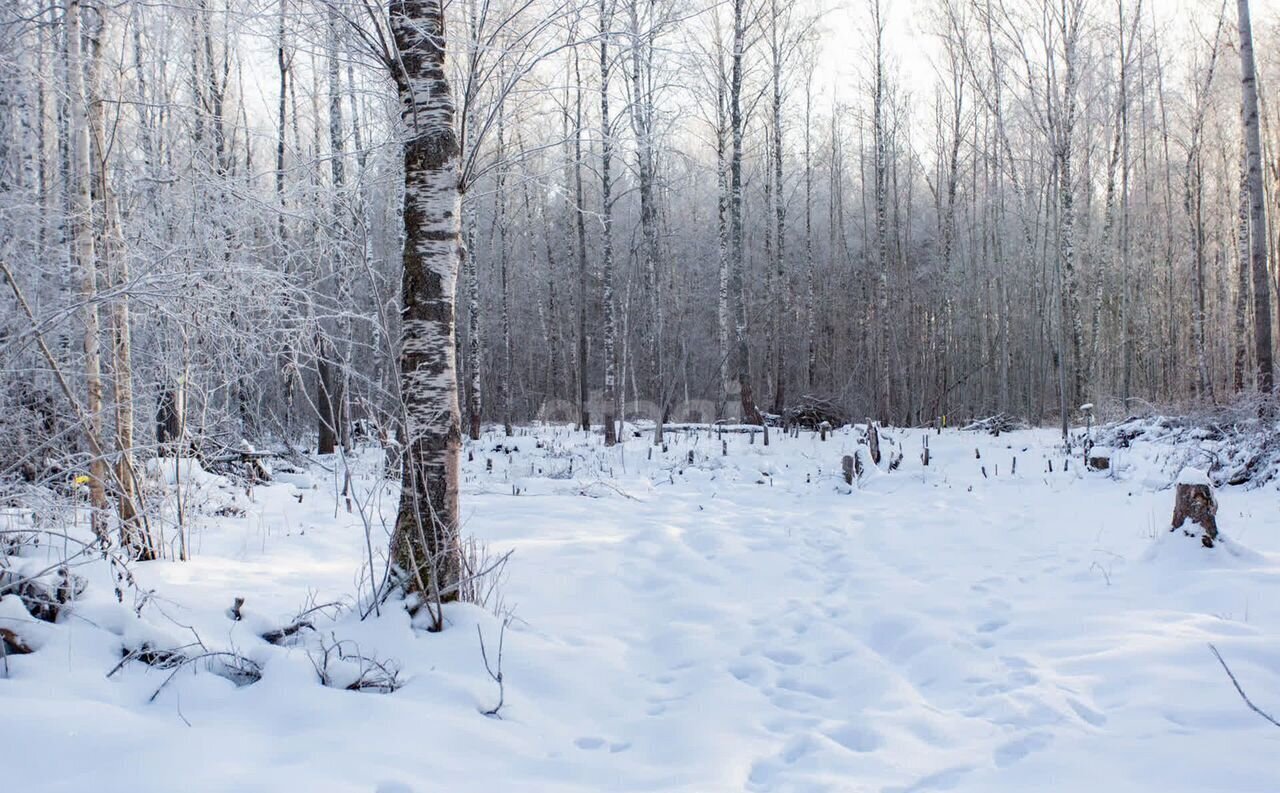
<box><xmin>1209</xmin><ymin>643</ymin><xmax>1280</xmax><ymax>728</ymax></box>
<box><xmin>577</xmin><ymin>480</ymin><xmax>640</xmax><ymax>501</ymax></box>
<box><xmin>261</xmin><ymin>619</ymin><xmax>314</xmax><ymax>646</ymax></box>
<box><xmin>261</xmin><ymin>600</ymin><xmax>343</xmax><ymax>645</ymax></box>
<box><xmin>148</xmin><ymin>651</ymin><xmax>263</xmax><ymax>702</ymax></box>
<box><xmin>108</xmin><ymin>642</ymin><xmax>197</xmax><ymax>678</ymax></box>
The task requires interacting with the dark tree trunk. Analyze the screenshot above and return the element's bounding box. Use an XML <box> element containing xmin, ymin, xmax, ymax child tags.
<box><xmin>317</xmin><ymin>339</ymin><xmax>341</xmax><ymax>455</ymax></box>
<box><xmin>573</xmin><ymin>45</ymin><xmax>590</xmax><ymax>433</ymax></box>
<box><xmin>156</xmin><ymin>385</ymin><xmax>185</xmax><ymax>451</ymax></box>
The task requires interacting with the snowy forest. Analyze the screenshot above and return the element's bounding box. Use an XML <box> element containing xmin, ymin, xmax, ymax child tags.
<box><xmin>6</xmin><ymin>0</ymin><xmax>1280</xmax><ymax>451</ymax></box>
<box><xmin>3</xmin><ymin>0</ymin><xmax>1280</xmax><ymax>789</ymax></box>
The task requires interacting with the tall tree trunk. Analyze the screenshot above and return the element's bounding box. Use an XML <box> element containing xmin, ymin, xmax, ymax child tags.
<box><xmin>573</xmin><ymin>43</ymin><xmax>590</xmax><ymax>432</ymax></box>
<box><xmin>276</xmin><ymin>0</ymin><xmax>298</xmax><ymax>424</ymax></box>
<box><xmin>600</xmin><ymin>0</ymin><xmax>619</xmax><ymax>445</ymax></box>
<box><xmin>389</xmin><ymin>0</ymin><xmax>463</xmax><ymax>618</ymax></box>
<box><xmin>1088</xmin><ymin>4</ymin><xmax>1134</xmax><ymax>401</ymax></box>
<box><xmin>803</xmin><ymin>65</ymin><xmax>816</xmax><ymax>392</ymax></box>
<box><xmin>1186</xmin><ymin>152</ymin><xmax>1213</xmax><ymax>401</ymax></box>
<box><xmin>716</xmin><ymin>36</ymin><xmax>731</xmax><ymax>412</ymax></box>
<box><xmin>88</xmin><ymin>7</ymin><xmax>148</xmax><ymax>558</ymax></box>
<box><xmin>729</xmin><ymin>0</ymin><xmax>759</xmax><ymax>424</ymax></box>
<box><xmin>1234</xmin><ymin>149</ymin><xmax>1251</xmax><ymax>391</ymax></box>
<box><xmin>1238</xmin><ymin>0</ymin><xmax>1274</xmax><ymax>394</ymax></box>
<box><xmin>495</xmin><ymin>97</ymin><xmax>514</xmax><ymax>436</ymax></box>
<box><xmin>871</xmin><ymin>0</ymin><xmax>891</xmax><ymax>423</ymax></box>
<box><xmin>317</xmin><ymin>7</ymin><xmax>347</xmax><ymax>455</ymax></box>
<box><xmin>628</xmin><ymin>0</ymin><xmax>663</xmax><ymax>443</ymax></box>
<box><xmin>1052</xmin><ymin>0</ymin><xmax>1086</xmax><ymax>413</ymax></box>
<box><xmin>1185</xmin><ymin>5</ymin><xmax>1223</xmax><ymax>403</ymax></box>
<box><xmin>67</xmin><ymin>0</ymin><xmax>110</xmax><ymax>544</ymax></box>
<box><xmin>465</xmin><ymin>208</ymin><xmax>482</xmax><ymax>438</ymax></box>
<box><xmin>769</xmin><ymin>0</ymin><xmax>786</xmax><ymax>415</ymax></box>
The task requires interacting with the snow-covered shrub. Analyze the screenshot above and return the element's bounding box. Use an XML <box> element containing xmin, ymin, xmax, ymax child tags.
<box><xmin>308</xmin><ymin>633</ymin><xmax>402</xmax><ymax>692</ymax></box>
<box><xmin>1096</xmin><ymin>399</ymin><xmax>1280</xmax><ymax>488</ymax></box>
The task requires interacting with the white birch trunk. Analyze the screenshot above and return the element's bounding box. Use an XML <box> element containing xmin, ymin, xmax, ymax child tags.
<box><xmin>389</xmin><ymin>0</ymin><xmax>463</xmax><ymax>615</ymax></box>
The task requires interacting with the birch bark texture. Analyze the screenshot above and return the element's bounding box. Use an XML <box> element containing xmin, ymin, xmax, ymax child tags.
<box><xmin>389</xmin><ymin>0</ymin><xmax>464</xmax><ymax>610</ymax></box>
<box><xmin>66</xmin><ymin>0</ymin><xmax>110</xmax><ymax>543</ymax></box>
<box><xmin>1237</xmin><ymin>0</ymin><xmax>1274</xmax><ymax>395</ymax></box>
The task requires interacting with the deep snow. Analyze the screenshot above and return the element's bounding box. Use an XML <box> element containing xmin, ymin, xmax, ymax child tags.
<box><xmin>3</xmin><ymin>424</ymin><xmax>1279</xmax><ymax>792</ymax></box>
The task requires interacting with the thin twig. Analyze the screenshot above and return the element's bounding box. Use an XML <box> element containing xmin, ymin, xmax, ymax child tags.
<box><xmin>478</xmin><ymin>618</ymin><xmax>507</xmax><ymax>718</ymax></box>
<box><xmin>1208</xmin><ymin>643</ymin><xmax>1280</xmax><ymax>728</ymax></box>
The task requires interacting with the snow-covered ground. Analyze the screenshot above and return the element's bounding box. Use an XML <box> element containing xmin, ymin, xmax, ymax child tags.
<box><xmin>4</xmin><ymin>424</ymin><xmax>1279</xmax><ymax>792</ymax></box>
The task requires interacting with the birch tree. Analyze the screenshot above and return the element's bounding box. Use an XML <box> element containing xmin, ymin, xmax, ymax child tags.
<box><xmin>388</xmin><ymin>0</ymin><xmax>464</xmax><ymax>617</ymax></box>
<box><xmin>600</xmin><ymin>0</ymin><xmax>619</xmax><ymax>445</ymax></box>
<box><xmin>1236</xmin><ymin>0</ymin><xmax>1273</xmax><ymax>395</ymax></box>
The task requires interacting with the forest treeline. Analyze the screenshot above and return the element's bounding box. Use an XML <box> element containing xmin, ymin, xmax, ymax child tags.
<box><xmin>2</xmin><ymin>0</ymin><xmax>1278</xmax><ymax>476</ymax></box>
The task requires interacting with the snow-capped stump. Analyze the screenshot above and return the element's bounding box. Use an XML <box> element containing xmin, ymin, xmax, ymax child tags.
<box><xmin>842</xmin><ymin>454</ymin><xmax>855</xmax><ymax>485</ymax></box>
<box><xmin>1172</xmin><ymin>467</ymin><xmax>1218</xmax><ymax>548</ymax></box>
<box><xmin>1087</xmin><ymin>446</ymin><xmax>1112</xmax><ymax>471</ymax></box>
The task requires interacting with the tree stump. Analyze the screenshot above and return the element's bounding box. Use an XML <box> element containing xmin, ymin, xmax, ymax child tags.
<box><xmin>1087</xmin><ymin>447</ymin><xmax>1112</xmax><ymax>471</ymax></box>
<box><xmin>842</xmin><ymin>454</ymin><xmax>854</xmax><ymax>485</ymax></box>
<box><xmin>866</xmin><ymin>419</ymin><xmax>881</xmax><ymax>465</ymax></box>
<box><xmin>819</xmin><ymin>421</ymin><xmax>830</xmax><ymax>441</ymax></box>
<box><xmin>1172</xmin><ymin>468</ymin><xmax>1218</xmax><ymax>548</ymax></box>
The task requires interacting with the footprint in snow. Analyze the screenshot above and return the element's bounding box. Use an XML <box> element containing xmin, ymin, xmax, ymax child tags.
<box><xmin>775</xmin><ymin>676</ymin><xmax>835</xmax><ymax>699</ymax></box>
<box><xmin>1066</xmin><ymin>697</ymin><xmax>1107</xmax><ymax>727</ymax></box>
<box><xmin>747</xmin><ymin>734</ymin><xmax>820</xmax><ymax>787</ymax></box>
<box><xmin>976</xmin><ymin>618</ymin><xmax>1008</xmax><ymax>634</ymax></box>
<box><xmin>824</xmin><ymin>722</ymin><xmax>883</xmax><ymax>752</ymax></box>
<box><xmin>993</xmin><ymin>731</ymin><xmax>1052</xmax><ymax>767</ymax></box>
<box><xmin>728</xmin><ymin>659</ymin><xmax>768</xmax><ymax>684</ymax></box>
<box><xmin>762</xmin><ymin>648</ymin><xmax>805</xmax><ymax>666</ymax></box>
<box><xmin>575</xmin><ymin>736</ymin><xmax>630</xmax><ymax>753</ymax></box>
<box><xmin>762</xmin><ymin>714</ymin><xmax>820</xmax><ymax>735</ymax></box>
<box><xmin>884</xmin><ymin>764</ymin><xmax>974</xmax><ymax>793</ymax></box>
